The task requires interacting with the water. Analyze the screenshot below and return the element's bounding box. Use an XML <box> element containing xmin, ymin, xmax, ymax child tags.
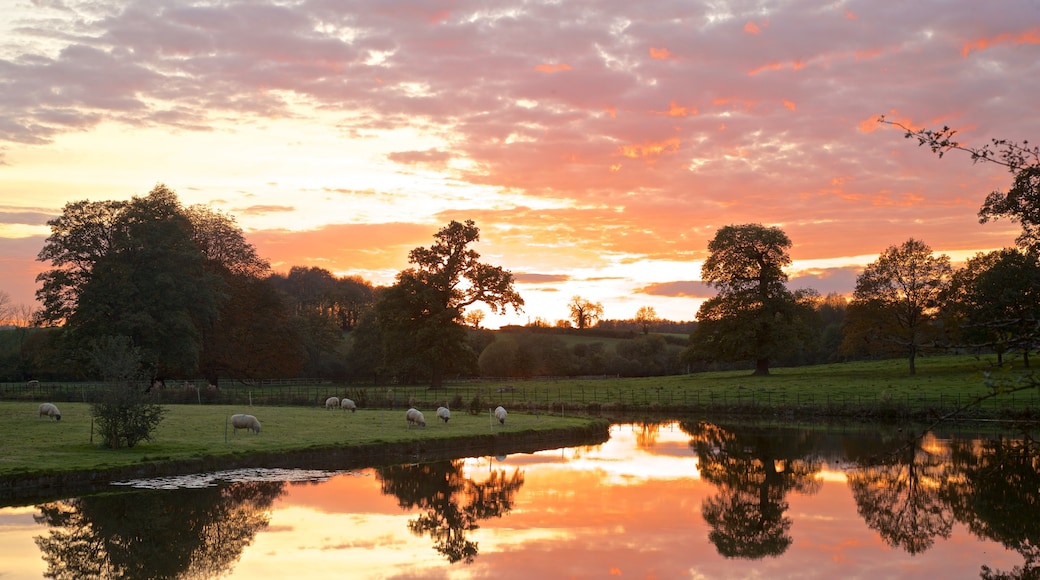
<box><xmin>1</xmin><ymin>421</ymin><xmax>1035</xmax><ymax>579</ymax></box>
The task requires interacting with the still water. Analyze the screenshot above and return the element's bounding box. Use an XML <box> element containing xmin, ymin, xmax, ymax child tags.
<box><xmin>1</xmin><ymin>421</ymin><xmax>1036</xmax><ymax>579</ymax></box>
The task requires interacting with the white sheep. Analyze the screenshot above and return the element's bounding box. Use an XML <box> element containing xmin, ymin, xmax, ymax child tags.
<box><xmin>341</xmin><ymin>398</ymin><xmax>357</xmax><ymax>412</ymax></box>
<box><xmin>436</xmin><ymin>406</ymin><xmax>450</xmax><ymax>423</ymax></box>
<box><xmin>495</xmin><ymin>406</ymin><xmax>507</xmax><ymax>425</ymax></box>
<box><xmin>325</xmin><ymin>396</ymin><xmax>340</xmax><ymax>410</ymax></box>
<box><xmin>38</xmin><ymin>403</ymin><xmax>61</xmax><ymax>421</ymax></box>
<box><xmin>405</xmin><ymin>408</ymin><xmax>426</xmax><ymax>429</ymax></box>
<box><xmin>231</xmin><ymin>414</ymin><xmax>261</xmax><ymax>435</ymax></box>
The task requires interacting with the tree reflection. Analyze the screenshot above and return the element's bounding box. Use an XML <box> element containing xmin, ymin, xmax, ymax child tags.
<box><xmin>684</xmin><ymin>422</ymin><xmax>822</xmax><ymax>559</ymax></box>
<box><xmin>33</xmin><ymin>481</ymin><xmax>285</xmax><ymax>579</ymax></box>
<box><xmin>845</xmin><ymin>432</ymin><xmax>954</xmax><ymax>555</ymax></box>
<box><xmin>943</xmin><ymin>434</ymin><xmax>1040</xmax><ymax>578</ymax></box>
<box><xmin>376</xmin><ymin>459</ymin><xmax>524</xmax><ymax>564</ymax></box>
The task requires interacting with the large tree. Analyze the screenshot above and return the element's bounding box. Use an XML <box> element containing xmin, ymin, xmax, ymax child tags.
<box><xmin>35</xmin><ymin>184</ymin><xmax>276</xmax><ymax>381</ymax></box>
<box><xmin>37</xmin><ymin>185</ymin><xmax>224</xmax><ymax>378</ymax></box>
<box><xmin>843</xmin><ymin>238</ymin><xmax>952</xmax><ymax>375</ymax></box>
<box><xmin>687</xmin><ymin>224</ymin><xmax>816</xmax><ymax>376</ymax></box>
<box><xmin>377</xmin><ymin>220</ymin><xmax>523</xmax><ymax>388</ymax></box>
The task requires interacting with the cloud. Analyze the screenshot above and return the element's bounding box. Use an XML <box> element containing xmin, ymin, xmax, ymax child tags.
<box><xmin>514</xmin><ymin>273</ymin><xmax>571</xmax><ymax>284</ymax></box>
<box><xmin>1</xmin><ymin>0</ymin><xmax>1038</xmax><ymax>324</ymax></box>
<box><xmin>235</xmin><ymin>205</ymin><xmax>295</xmax><ymax>216</ymax></box>
<box><xmin>386</xmin><ymin>149</ymin><xmax>451</xmax><ymax>166</ymax></box>
<box><xmin>637</xmin><ymin>281</ymin><xmax>715</xmax><ymax>298</ymax></box>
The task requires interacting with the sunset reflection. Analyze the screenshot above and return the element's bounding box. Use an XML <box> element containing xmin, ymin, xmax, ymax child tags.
<box><xmin>2</xmin><ymin>422</ymin><xmax>1032</xmax><ymax>579</ymax></box>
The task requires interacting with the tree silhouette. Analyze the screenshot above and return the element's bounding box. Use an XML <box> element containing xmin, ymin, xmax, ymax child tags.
<box><xmin>684</xmin><ymin>421</ymin><xmax>822</xmax><ymax>559</ymax></box>
<box><xmin>943</xmin><ymin>435</ymin><xmax>1040</xmax><ymax>578</ymax></box>
<box><xmin>687</xmin><ymin>224</ymin><xmax>817</xmax><ymax>376</ymax></box>
<box><xmin>33</xmin><ymin>481</ymin><xmax>284</xmax><ymax>579</ymax></box>
<box><xmin>377</xmin><ymin>220</ymin><xmax>523</xmax><ymax>388</ymax></box>
<box><xmin>376</xmin><ymin>459</ymin><xmax>525</xmax><ymax>563</ymax></box>
<box><xmin>845</xmin><ymin>433</ymin><xmax>954</xmax><ymax>555</ymax></box>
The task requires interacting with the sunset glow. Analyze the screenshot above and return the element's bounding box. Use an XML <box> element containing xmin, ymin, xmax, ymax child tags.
<box><xmin>1</xmin><ymin>1</ymin><xmax>1036</xmax><ymax>327</ymax></box>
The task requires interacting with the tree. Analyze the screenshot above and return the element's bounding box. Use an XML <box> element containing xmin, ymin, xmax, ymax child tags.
<box><xmin>377</xmin><ymin>220</ymin><xmax>523</xmax><ymax>388</ymax></box>
<box><xmin>880</xmin><ymin>116</ymin><xmax>1040</xmax><ymax>252</ymax></box>
<box><xmin>568</xmin><ymin>296</ymin><xmax>604</xmax><ymax>330</ymax></box>
<box><xmin>36</xmin><ymin>184</ymin><xmax>225</xmax><ymax>379</ymax></box>
<box><xmin>464</xmin><ymin>308</ymin><xmax>486</xmax><ymax>329</ymax></box>
<box><xmin>634</xmin><ymin>305</ymin><xmax>658</xmax><ymax>335</ymax></box>
<box><xmin>687</xmin><ymin>224</ymin><xmax>816</xmax><ymax>376</ymax></box>
<box><xmin>843</xmin><ymin>239</ymin><xmax>952</xmax><ymax>375</ymax></box>
<box><xmin>944</xmin><ymin>249</ymin><xmax>1040</xmax><ymax>366</ymax></box>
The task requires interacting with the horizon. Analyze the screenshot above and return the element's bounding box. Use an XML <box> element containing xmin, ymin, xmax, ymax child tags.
<box><xmin>1</xmin><ymin>1</ymin><xmax>1036</xmax><ymax>328</ymax></box>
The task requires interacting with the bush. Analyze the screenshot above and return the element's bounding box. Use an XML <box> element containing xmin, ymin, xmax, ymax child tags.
<box><xmin>91</xmin><ymin>386</ymin><xmax>167</xmax><ymax>449</ymax></box>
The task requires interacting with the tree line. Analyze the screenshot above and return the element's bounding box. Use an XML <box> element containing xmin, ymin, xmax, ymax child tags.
<box><xmin>0</xmin><ymin>119</ymin><xmax>1036</xmax><ymax>386</ymax></box>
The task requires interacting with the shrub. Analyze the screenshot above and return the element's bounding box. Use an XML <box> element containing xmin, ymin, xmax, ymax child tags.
<box><xmin>91</xmin><ymin>386</ymin><xmax>167</xmax><ymax>449</ymax></box>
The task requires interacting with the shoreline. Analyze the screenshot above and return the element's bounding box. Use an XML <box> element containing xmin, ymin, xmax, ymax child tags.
<box><xmin>0</xmin><ymin>420</ymin><xmax>610</xmax><ymax>506</ymax></box>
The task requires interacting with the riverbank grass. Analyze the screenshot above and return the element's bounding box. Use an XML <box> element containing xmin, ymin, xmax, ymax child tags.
<box><xmin>0</xmin><ymin>403</ymin><xmax>590</xmax><ymax>478</ymax></box>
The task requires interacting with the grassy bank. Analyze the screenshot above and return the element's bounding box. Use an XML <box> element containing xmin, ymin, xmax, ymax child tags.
<box><xmin>0</xmin><ymin>403</ymin><xmax>599</xmax><ymax>479</ymax></box>
<box><xmin>3</xmin><ymin>355</ymin><xmax>1039</xmax><ymax>427</ymax></box>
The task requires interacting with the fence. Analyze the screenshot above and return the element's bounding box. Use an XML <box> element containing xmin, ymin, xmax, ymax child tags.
<box><xmin>3</xmin><ymin>379</ymin><xmax>1037</xmax><ymax>420</ymax></box>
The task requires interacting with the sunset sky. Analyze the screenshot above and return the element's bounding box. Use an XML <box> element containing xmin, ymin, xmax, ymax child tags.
<box><xmin>2</xmin><ymin>1</ymin><xmax>1038</xmax><ymax>327</ymax></box>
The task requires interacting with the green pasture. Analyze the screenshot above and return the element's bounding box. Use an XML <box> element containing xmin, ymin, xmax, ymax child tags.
<box><xmin>434</xmin><ymin>354</ymin><xmax>1036</xmax><ymax>415</ymax></box>
<box><xmin>0</xmin><ymin>403</ymin><xmax>589</xmax><ymax>478</ymax></box>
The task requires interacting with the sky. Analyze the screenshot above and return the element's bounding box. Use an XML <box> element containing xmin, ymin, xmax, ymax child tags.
<box><xmin>1</xmin><ymin>0</ymin><xmax>1038</xmax><ymax>328</ymax></box>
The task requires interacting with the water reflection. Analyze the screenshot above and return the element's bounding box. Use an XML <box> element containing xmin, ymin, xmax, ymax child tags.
<box><xmin>684</xmin><ymin>421</ymin><xmax>822</xmax><ymax>559</ymax></box>
<box><xmin>845</xmin><ymin>431</ymin><xmax>954</xmax><ymax>555</ymax></box>
<box><xmin>7</xmin><ymin>422</ymin><xmax>1040</xmax><ymax>578</ymax></box>
<box><xmin>376</xmin><ymin>460</ymin><xmax>525</xmax><ymax>563</ymax></box>
<box><xmin>946</xmin><ymin>434</ymin><xmax>1040</xmax><ymax>579</ymax></box>
<box><xmin>32</xmin><ymin>481</ymin><xmax>284</xmax><ymax>579</ymax></box>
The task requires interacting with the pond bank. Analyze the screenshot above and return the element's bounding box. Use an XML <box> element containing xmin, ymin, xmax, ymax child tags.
<box><xmin>0</xmin><ymin>420</ymin><xmax>609</xmax><ymax>506</ymax></box>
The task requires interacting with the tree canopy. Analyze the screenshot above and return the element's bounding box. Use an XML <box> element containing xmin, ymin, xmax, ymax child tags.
<box><xmin>687</xmin><ymin>224</ymin><xmax>816</xmax><ymax>376</ymax></box>
<box><xmin>843</xmin><ymin>238</ymin><xmax>952</xmax><ymax>375</ymax></box>
<box><xmin>375</xmin><ymin>220</ymin><xmax>523</xmax><ymax>388</ymax></box>
<box><xmin>34</xmin><ymin>183</ymin><xmax>290</xmax><ymax>381</ymax></box>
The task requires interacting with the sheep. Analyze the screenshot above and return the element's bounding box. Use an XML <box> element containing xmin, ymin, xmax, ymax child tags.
<box><xmin>436</xmin><ymin>406</ymin><xmax>451</xmax><ymax>423</ymax></box>
<box><xmin>494</xmin><ymin>406</ymin><xmax>507</xmax><ymax>425</ymax></box>
<box><xmin>405</xmin><ymin>408</ymin><xmax>426</xmax><ymax>429</ymax></box>
<box><xmin>231</xmin><ymin>414</ymin><xmax>261</xmax><ymax>435</ymax></box>
<box><xmin>341</xmin><ymin>398</ymin><xmax>357</xmax><ymax>412</ymax></box>
<box><xmin>38</xmin><ymin>403</ymin><xmax>61</xmax><ymax>421</ymax></box>
<box><xmin>325</xmin><ymin>396</ymin><xmax>340</xmax><ymax>410</ymax></box>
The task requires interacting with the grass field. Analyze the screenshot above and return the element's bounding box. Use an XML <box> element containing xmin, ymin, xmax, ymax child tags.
<box><xmin>3</xmin><ymin>354</ymin><xmax>1039</xmax><ymax>479</ymax></box>
<box><xmin>0</xmin><ymin>403</ymin><xmax>594</xmax><ymax>478</ymax></box>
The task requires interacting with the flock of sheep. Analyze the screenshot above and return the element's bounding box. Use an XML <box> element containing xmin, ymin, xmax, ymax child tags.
<box><xmin>37</xmin><ymin>398</ymin><xmax>512</xmax><ymax>437</ymax></box>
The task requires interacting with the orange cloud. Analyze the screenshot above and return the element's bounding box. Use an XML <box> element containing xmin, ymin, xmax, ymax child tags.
<box><xmin>962</xmin><ymin>27</ymin><xmax>1040</xmax><ymax>57</ymax></box>
<box><xmin>749</xmin><ymin>59</ymin><xmax>807</xmax><ymax>75</ymax></box>
<box><xmin>744</xmin><ymin>21</ymin><xmax>761</xmax><ymax>35</ymax></box>
<box><xmin>651</xmin><ymin>101</ymin><xmax>696</xmax><ymax>117</ymax></box>
<box><xmin>618</xmin><ymin>137</ymin><xmax>681</xmax><ymax>159</ymax></box>
<box><xmin>534</xmin><ymin>63</ymin><xmax>572</xmax><ymax>73</ymax></box>
<box><xmin>783</xmin><ymin>99</ymin><xmax>797</xmax><ymax>112</ymax></box>
<box><xmin>845</xmin><ymin>10</ymin><xmax>858</xmax><ymax>20</ymax></box>
<box><xmin>649</xmin><ymin>47</ymin><xmax>672</xmax><ymax>60</ymax></box>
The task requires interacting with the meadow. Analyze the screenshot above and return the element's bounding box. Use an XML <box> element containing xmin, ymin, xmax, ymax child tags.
<box><xmin>0</xmin><ymin>403</ymin><xmax>596</xmax><ymax>478</ymax></box>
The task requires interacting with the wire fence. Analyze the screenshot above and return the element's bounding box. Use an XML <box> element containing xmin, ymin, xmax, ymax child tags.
<box><xmin>3</xmin><ymin>379</ymin><xmax>1037</xmax><ymax>420</ymax></box>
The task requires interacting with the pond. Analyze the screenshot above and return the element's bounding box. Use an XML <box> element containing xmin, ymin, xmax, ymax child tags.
<box><xmin>1</xmin><ymin>420</ymin><xmax>1036</xmax><ymax>579</ymax></box>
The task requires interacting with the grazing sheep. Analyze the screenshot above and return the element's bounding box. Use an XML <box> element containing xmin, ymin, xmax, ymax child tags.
<box><xmin>231</xmin><ymin>414</ymin><xmax>261</xmax><ymax>435</ymax></box>
<box><xmin>341</xmin><ymin>398</ymin><xmax>357</xmax><ymax>412</ymax></box>
<box><xmin>405</xmin><ymin>408</ymin><xmax>426</xmax><ymax>429</ymax></box>
<box><xmin>436</xmin><ymin>406</ymin><xmax>451</xmax><ymax>423</ymax></box>
<box><xmin>325</xmin><ymin>396</ymin><xmax>340</xmax><ymax>410</ymax></box>
<box><xmin>38</xmin><ymin>403</ymin><xmax>61</xmax><ymax>421</ymax></box>
<box><xmin>495</xmin><ymin>406</ymin><xmax>507</xmax><ymax>425</ymax></box>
